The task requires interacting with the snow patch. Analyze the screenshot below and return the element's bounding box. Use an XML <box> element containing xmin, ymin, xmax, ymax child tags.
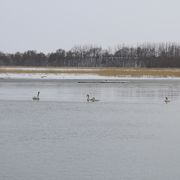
<box><xmin>0</xmin><ymin>73</ymin><xmax>180</xmax><ymax>80</ymax></box>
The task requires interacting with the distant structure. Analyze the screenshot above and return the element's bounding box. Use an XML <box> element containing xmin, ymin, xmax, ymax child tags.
<box><xmin>32</xmin><ymin>91</ymin><xmax>40</xmax><ymax>101</ymax></box>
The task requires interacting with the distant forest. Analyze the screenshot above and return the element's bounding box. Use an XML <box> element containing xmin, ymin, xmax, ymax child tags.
<box><xmin>1</xmin><ymin>43</ymin><xmax>180</xmax><ymax>68</ymax></box>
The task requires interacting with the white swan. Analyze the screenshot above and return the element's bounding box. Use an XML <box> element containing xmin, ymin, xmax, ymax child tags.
<box><xmin>164</xmin><ymin>97</ymin><xmax>170</xmax><ymax>103</ymax></box>
<box><xmin>86</xmin><ymin>94</ymin><xmax>98</xmax><ymax>102</ymax></box>
<box><xmin>32</xmin><ymin>91</ymin><xmax>40</xmax><ymax>101</ymax></box>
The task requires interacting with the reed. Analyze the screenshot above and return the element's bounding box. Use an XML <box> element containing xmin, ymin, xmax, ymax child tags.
<box><xmin>97</xmin><ymin>68</ymin><xmax>180</xmax><ymax>77</ymax></box>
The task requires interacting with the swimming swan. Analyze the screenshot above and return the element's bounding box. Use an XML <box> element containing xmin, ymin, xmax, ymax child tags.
<box><xmin>32</xmin><ymin>91</ymin><xmax>40</xmax><ymax>101</ymax></box>
<box><xmin>86</xmin><ymin>94</ymin><xmax>99</xmax><ymax>102</ymax></box>
<box><xmin>164</xmin><ymin>97</ymin><xmax>170</xmax><ymax>103</ymax></box>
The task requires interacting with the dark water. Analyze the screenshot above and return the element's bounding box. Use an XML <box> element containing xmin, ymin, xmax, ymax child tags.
<box><xmin>0</xmin><ymin>79</ymin><xmax>180</xmax><ymax>180</ymax></box>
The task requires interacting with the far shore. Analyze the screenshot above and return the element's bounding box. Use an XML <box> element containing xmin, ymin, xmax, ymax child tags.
<box><xmin>1</xmin><ymin>67</ymin><xmax>180</xmax><ymax>78</ymax></box>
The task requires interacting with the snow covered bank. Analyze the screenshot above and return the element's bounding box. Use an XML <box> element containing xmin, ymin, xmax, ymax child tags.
<box><xmin>1</xmin><ymin>67</ymin><xmax>180</xmax><ymax>80</ymax></box>
<box><xmin>0</xmin><ymin>73</ymin><xmax>118</xmax><ymax>80</ymax></box>
<box><xmin>1</xmin><ymin>72</ymin><xmax>180</xmax><ymax>80</ymax></box>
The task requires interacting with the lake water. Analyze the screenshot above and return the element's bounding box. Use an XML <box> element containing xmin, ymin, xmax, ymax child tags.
<box><xmin>0</xmin><ymin>79</ymin><xmax>180</xmax><ymax>180</ymax></box>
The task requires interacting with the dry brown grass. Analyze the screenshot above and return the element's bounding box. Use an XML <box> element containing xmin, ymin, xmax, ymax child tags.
<box><xmin>1</xmin><ymin>67</ymin><xmax>180</xmax><ymax>77</ymax></box>
<box><xmin>97</xmin><ymin>68</ymin><xmax>180</xmax><ymax>77</ymax></box>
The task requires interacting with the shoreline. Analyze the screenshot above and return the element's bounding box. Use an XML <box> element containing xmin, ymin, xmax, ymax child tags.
<box><xmin>1</xmin><ymin>67</ymin><xmax>180</xmax><ymax>79</ymax></box>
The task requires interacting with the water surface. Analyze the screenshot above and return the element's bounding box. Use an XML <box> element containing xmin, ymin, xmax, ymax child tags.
<box><xmin>0</xmin><ymin>79</ymin><xmax>180</xmax><ymax>180</ymax></box>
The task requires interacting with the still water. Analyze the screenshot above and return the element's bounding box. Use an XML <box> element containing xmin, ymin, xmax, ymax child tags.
<box><xmin>0</xmin><ymin>79</ymin><xmax>180</xmax><ymax>180</ymax></box>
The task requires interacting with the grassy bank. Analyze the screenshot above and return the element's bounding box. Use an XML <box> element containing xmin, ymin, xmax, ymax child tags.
<box><xmin>1</xmin><ymin>67</ymin><xmax>180</xmax><ymax>77</ymax></box>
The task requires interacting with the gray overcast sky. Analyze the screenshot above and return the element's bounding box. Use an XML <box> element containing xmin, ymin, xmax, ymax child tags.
<box><xmin>0</xmin><ymin>0</ymin><xmax>180</xmax><ymax>53</ymax></box>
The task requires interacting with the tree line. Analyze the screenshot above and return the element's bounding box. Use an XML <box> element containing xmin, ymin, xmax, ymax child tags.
<box><xmin>1</xmin><ymin>43</ymin><xmax>180</xmax><ymax>68</ymax></box>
